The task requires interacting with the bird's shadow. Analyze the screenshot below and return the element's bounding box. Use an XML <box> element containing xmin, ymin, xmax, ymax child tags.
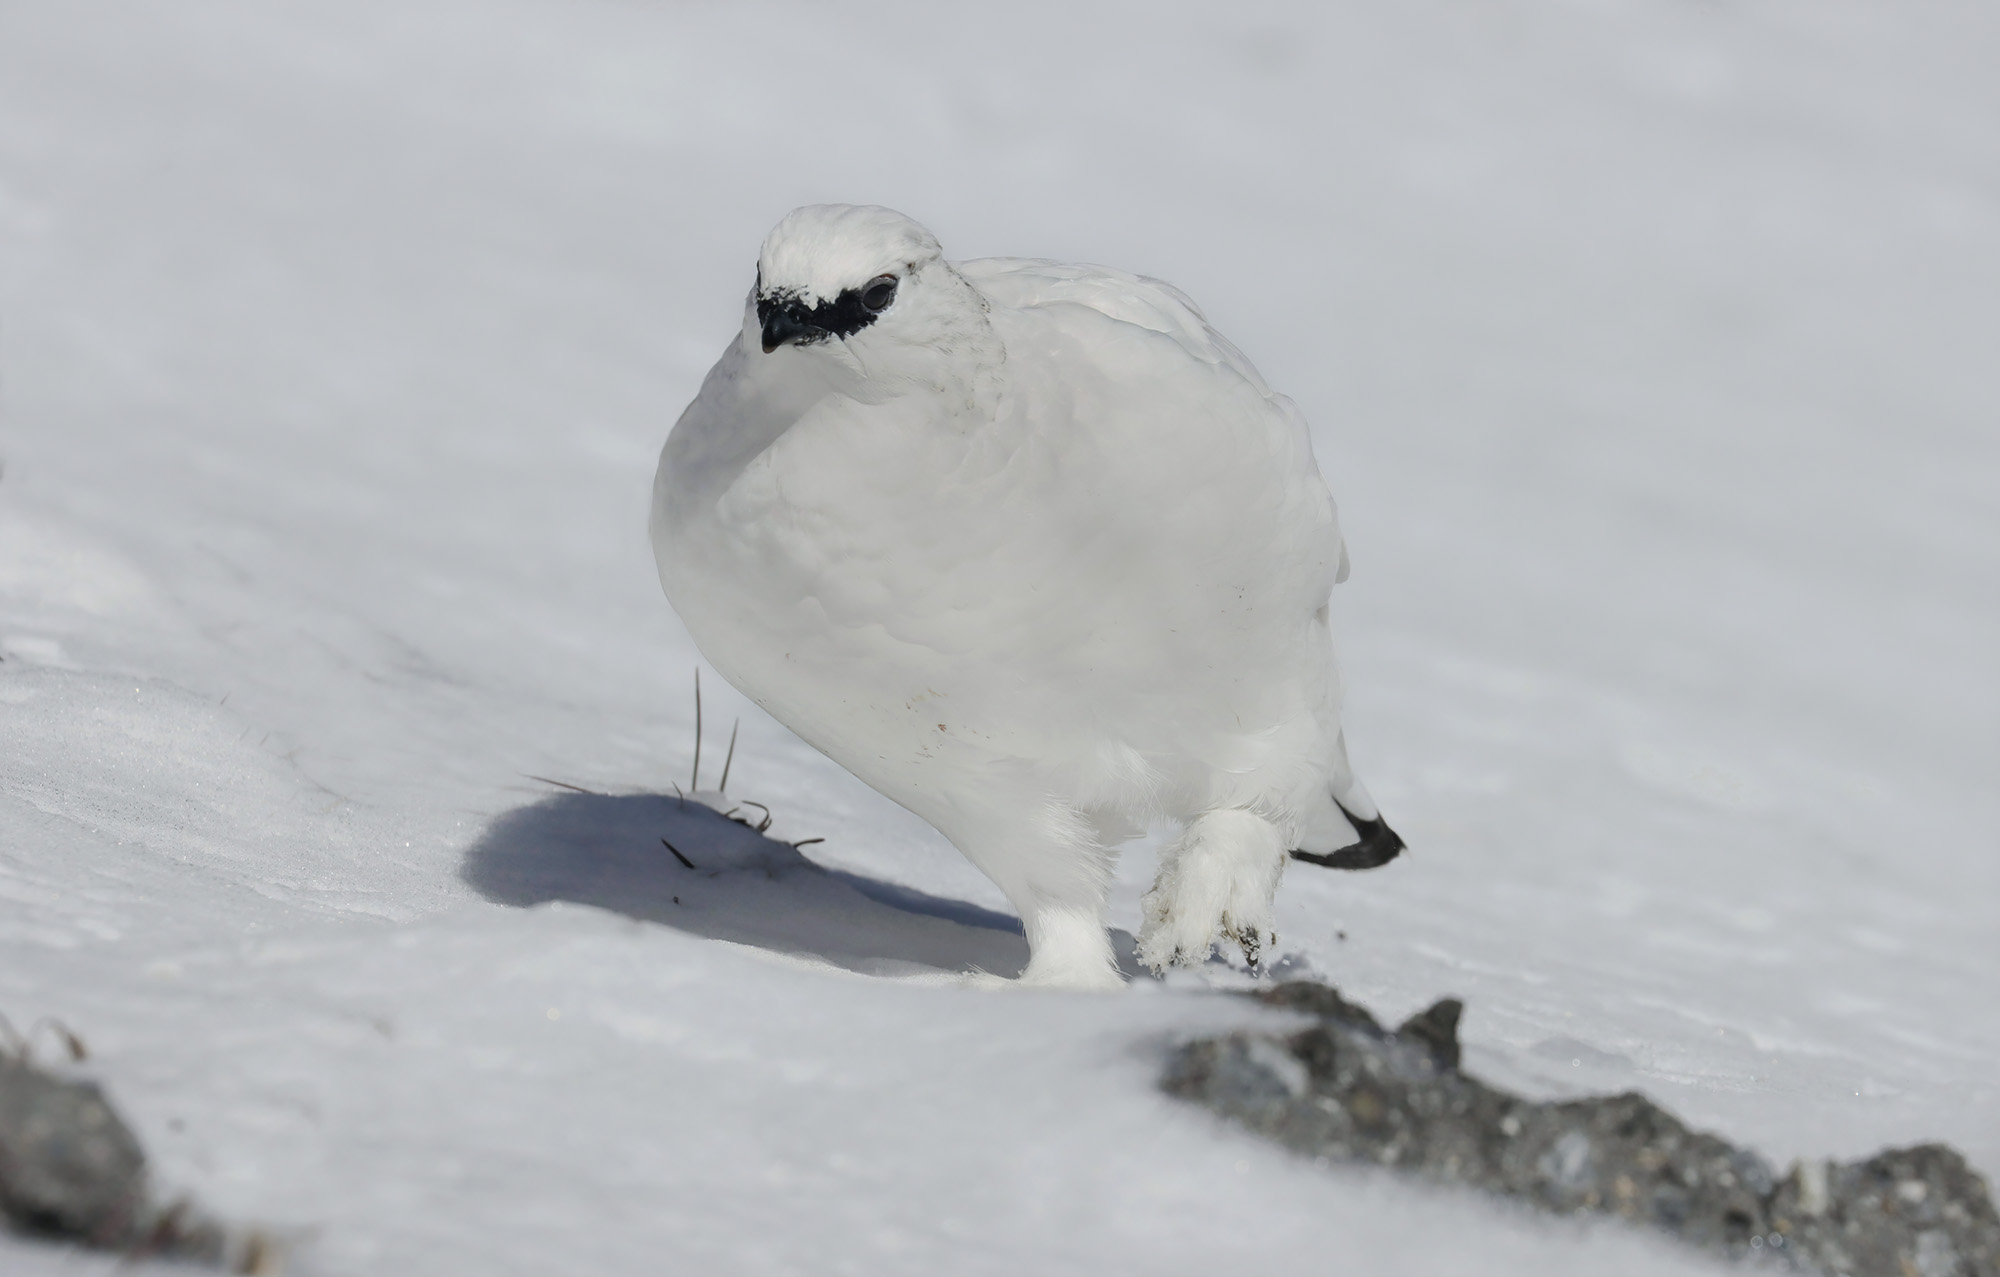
<box><xmin>460</xmin><ymin>789</ymin><xmax>1147</xmax><ymax>981</ymax></box>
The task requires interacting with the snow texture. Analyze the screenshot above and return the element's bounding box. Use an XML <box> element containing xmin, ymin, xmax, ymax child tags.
<box><xmin>1</xmin><ymin>1</ymin><xmax>1996</xmax><ymax>1274</ymax></box>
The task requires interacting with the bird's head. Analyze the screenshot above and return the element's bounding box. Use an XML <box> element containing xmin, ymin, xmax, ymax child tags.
<box><xmin>745</xmin><ymin>205</ymin><xmax>992</xmax><ymax>396</ymax></box>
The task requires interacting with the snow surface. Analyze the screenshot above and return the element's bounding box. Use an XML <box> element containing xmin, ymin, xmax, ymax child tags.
<box><xmin>1</xmin><ymin>1</ymin><xmax>1995</xmax><ymax>1273</ymax></box>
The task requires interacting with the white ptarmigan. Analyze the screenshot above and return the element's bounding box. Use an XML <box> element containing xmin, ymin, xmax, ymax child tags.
<box><xmin>651</xmin><ymin>205</ymin><xmax>1402</xmax><ymax>989</ymax></box>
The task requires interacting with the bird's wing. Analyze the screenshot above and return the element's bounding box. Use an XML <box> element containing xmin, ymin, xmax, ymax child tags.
<box><xmin>958</xmin><ymin>256</ymin><xmax>1270</xmax><ymax>386</ymax></box>
<box><xmin>956</xmin><ymin>256</ymin><xmax>1350</xmax><ymax>584</ymax></box>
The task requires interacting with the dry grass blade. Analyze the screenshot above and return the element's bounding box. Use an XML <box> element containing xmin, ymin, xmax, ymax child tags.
<box><xmin>523</xmin><ymin>774</ymin><xmax>598</xmax><ymax>795</ymax></box>
<box><xmin>718</xmin><ymin>719</ymin><xmax>739</xmax><ymax>793</ymax></box>
<box><xmin>726</xmin><ymin>798</ymin><xmax>774</xmax><ymax>833</ymax></box>
<box><xmin>33</xmin><ymin>1018</ymin><xmax>88</xmax><ymax>1061</ymax></box>
<box><xmin>690</xmin><ymin>669</ymin><xmax>703</xmax><ymax>792</ymax></box>
<box><xmin>0</xmin><ymin>1013</ymin><xmax>86</xmax><ymax>1062</ymax></box>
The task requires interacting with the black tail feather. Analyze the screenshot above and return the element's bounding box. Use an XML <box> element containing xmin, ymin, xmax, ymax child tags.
<box><xmin>1289</xmin><ymin>802</ymin><xmax>1405</xmax><ymax>871</ymax></box>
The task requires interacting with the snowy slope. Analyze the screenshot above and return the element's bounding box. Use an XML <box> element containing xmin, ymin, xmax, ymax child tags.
<box><xmin>1</xmin><ymin>1</ymin><xmax>1994</xmax><ymax>1273</ymax></box>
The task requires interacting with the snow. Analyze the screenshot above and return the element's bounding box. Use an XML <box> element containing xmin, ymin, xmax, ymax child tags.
<box><xmin>1</xmin><ymin>0</ymin><xmax>1994</xmax><ymax>1273</ymax></box>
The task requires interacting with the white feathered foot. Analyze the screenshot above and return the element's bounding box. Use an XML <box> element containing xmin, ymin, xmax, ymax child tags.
<box><xmin>951</xmin><ymin>799</ymin><xmax>1127</xmax><ymax>991</ymax></box>
<box><xmin>1137</xmin><ymin>809</ymin><xmax>1288</xmax><ymax>973</ymax></box>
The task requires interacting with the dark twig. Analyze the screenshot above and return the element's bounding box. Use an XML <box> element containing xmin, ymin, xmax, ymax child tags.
<box><xmin>660</xmin><ymin>838</ymin><xmax>696</xmax><ymax>871</ymax></box>
<box><xmin>718</xmin><ymin>719</ymin><xmax>739</xmax><ymax>793</ymax></box>
<box><xmin>791</xmin><ymin>838</ymin><xmax>825</xmax><ymax>849</ymax></box>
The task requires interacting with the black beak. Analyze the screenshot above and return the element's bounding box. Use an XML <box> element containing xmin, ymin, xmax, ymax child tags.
<box><xmin>761</xmin><ymin>304</ymin><xmax>825</xmax><ymax>354</ymax></box>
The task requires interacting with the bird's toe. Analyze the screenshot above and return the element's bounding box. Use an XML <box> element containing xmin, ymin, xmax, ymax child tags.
<box><xmin>1222</xmin><ymin>917</ymin><xmax>1276</xmax><ymax>971</ymax></box>
<box><xmin>1136</xmin><ymin>895</ymin><xmax>1220</xmax><ymax>974</ymax></box>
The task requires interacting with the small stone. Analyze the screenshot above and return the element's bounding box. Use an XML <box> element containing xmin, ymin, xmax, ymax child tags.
<box><xmin>1795</xmin><ymin>1158</ymin><xmax>1830</xmax><ymax>1216</ymax></box>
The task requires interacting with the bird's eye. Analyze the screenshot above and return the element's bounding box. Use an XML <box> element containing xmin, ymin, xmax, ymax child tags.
<box><xmin>860</xmin><ymin>275</ymin><xmax>898</xmax><ymax>312</ymax></box>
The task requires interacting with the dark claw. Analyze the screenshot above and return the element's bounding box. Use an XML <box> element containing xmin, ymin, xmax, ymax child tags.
<box><xmin>1289</xmin><ymin>802</ymin><xmax>1405</xmax><ymax>871</ymax></box>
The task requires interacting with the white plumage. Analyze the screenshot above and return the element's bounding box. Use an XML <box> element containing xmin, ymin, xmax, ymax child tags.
<box><xmin>651</xmin><ymin>205</ymin><xmax>1399</xmax><ymax>989</ymax></box>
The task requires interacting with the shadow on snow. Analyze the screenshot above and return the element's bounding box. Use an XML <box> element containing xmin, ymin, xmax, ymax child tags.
<box><xmin>460</xmin><ymin>790</ymin><xmax>1145</xmax><ymax>981</ymax></box>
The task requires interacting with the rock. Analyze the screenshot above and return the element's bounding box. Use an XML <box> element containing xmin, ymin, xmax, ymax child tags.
<box><xmin>0</xmin><ymin>1053</ymin><xmax>147</xmax><ymax>1244</ymax></box>
<box><xmin>2</xmin><ymin>1041</ymin><xmax>267</xmax><ymax>1270</ymax></box>
<box><xmin>1162</xmin><ymin>980</ymin><xmax>1999</xmax><ymax>1277</ymax></box>
<box><xmin>1396</xmin><ymin>998</ymin><xmax>1463</xmax><ymax>1071</ymax></box>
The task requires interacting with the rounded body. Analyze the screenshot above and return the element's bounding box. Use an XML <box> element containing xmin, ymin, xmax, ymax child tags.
<box><xmin>653</xmin><ymin>209</ymin><xmax>1385</xmax><ymax>985</ymax></box>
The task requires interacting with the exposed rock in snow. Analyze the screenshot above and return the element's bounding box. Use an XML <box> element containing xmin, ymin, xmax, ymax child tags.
<box><xmin>1</xmin><ymin>1048</ymin><xmax>147</xmax><ymax>1246</ymax></box>
<box><xmin>0</xmin><ymin>1030</ymin><xmax>269</xmax><ymax>1270</ymax></box>
<box><xmin>1166</xmin><ymin>982</ymin><xmax>2000</xmax><ymax>1276</ymax></box>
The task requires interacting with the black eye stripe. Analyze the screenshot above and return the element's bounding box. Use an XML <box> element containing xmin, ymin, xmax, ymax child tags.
<box><xmin>755</xmin><ymin>277</ymin><xmax>897</xmax><ymax>342</ymax></box>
